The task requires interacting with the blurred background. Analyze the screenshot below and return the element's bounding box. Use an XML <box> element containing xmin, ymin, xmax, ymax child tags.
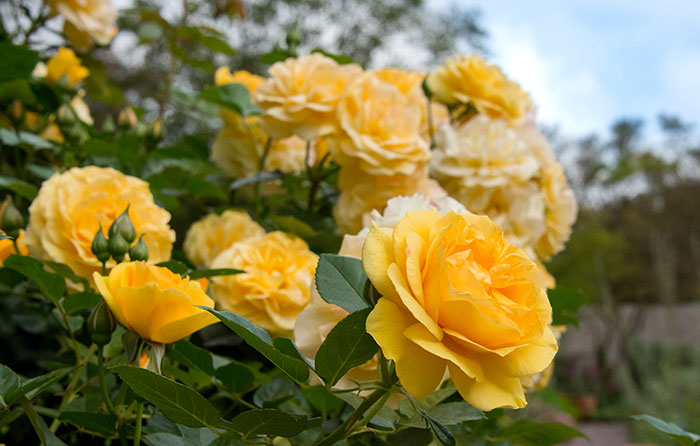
<box><xmin>4</xmin><ymin>0</ymin><xmax>699</xmax><ymax>444</ymax></box>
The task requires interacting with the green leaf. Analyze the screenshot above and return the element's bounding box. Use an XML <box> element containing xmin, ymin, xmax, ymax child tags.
<box><xmin>208</xmin><ymin>434</ymin><xmax>247</xmax><ymax>446</ymax></box>
<box><xmin>310</xmin><ymin>48</ymin><xmax>356</xmax><ymax>65</ymax></box>
<box><xmin>421</xmin><ymin>411</ymin><xmax>455</xmax><ymax>446</ymax></box>
<box><xmin>156</xmin><ymin>260</ymin><xmax>190</xmax><ymax>274</ymax></box>
<box><xmin>170</xmin><ymin>340</ymin><xmax>214</xmax><ymax>375</ymax></box>
<box><xmin>21</xmin><ymin>399</ymin><xmax>68</xmax><ymax>446</ymax></box>
<box><xmin>227</xmin><ymin>409</ymin><xmax>307</xmax><ymax>438</ymax></box>
<box><xmin>199</xmin><ymin>307</ymin><xmax>310</xmax><ymax>383</ymax></box>
<box><xmin>187</xmin><ymin>268</ymin><xmax>243</xmax><ymax>280</ymax></box>
<box><xmin>110</xmin><ymin>365</ymin><xmax>222</xmax><ymax>428</ymax></box>
<box><xmin>184</xmin><ymin>177</ymin><xmax>226</xmax><ymax>201</ymax></box>
<box><xmin>300</xmin><ymin>387</ymin><xmax>343</xmax><ymax>415</ymax></box>
<box><xmin>145</xmin><ymin>433</ymin><xmax>199</xmax><ymax>446</ymax></box>
<box><xmin>336</xmin><ymin>392</ymin><xmax>398</xmax><ymax>429</ymax></box>
<box><xmin>386</xmin><ymin>428</ymin><xmax>433</xmax><ymax>446</ymax></box>
<box><xmin>4</xmin><ymin>254</ymin><xmax>65</xmax><ymax>301</ymax></box>
<box><xmin>200</xmin><ymin>84</ymin><xmax>260</xmax><ymax>116</ymax></box>
<box><xmin>0</xmin><ymin>267</ymin><xmax>24</xmax><ymax>288</ymax></box>
<box><xmin>0</xmin><ymin>364</ymin><xmax>20</xmax><ymax>408</ymax></box>
<box><xmin>60</xmin><ymin>291</ymin><xmax>101</xmax><ymax>314</ymax></box>
<box><xmin>253</xmin><ymin>377</ymin><xmax>298</xmax><ymax>409</ymax></box>
<box><xmin>0</xmin><ymin>43</ymin><xmax>39</xmax><ymax>81</ymax></box>
<box><xmin>632</xmin><ymin>415</ymin><xmax>700</xmax><ymax>446</ymax></box>
<box><xmin>315</xmin><ymin>308</ymin><xmax>378</xmax><ymax>386</ymax></box>
<box><xmin>423</xmin><ymin>402</ymin><xmax>484</xmax><ymax>425</ymax></box>
<box><xmin>270</xmin><ymin>215</ymin><xmax>315</xmax><ymax>240</ymax></box>
<box><xmin>260</xmin><ymin>49</ymin><xmax>292</xmax><ymax>65</ymax></box>
<box><xmin>6</xmin><ymin>366</ymin><xmax>77</xmax><ymax>405</ymax></box>
<box><xmin>0</xmin><ymin>174</ymin><xmax>39</xmax><ymax>200</ymax></box>
<box><xmin>315</xmin><ymin>254</ymin><xmax>369</xmax><ymax>313</ymax></box>
<box><xmin>548</xmin><ymin>288</ymin><xmax>586</xmax><ymax>326</ymax></box>
<box><xmin>44</xmin><ymin>261</ymin><xmax>89</xmax><ymax>289</ymax></box>
<box><xmin>199</xmin><ymin>35</ymin><xmax>236</xmax><ymax>55</ymax></box>
<box><xmin>496</xmin><ymin>420</ymin><xmax>587</xmax><ymax>446</ymax></box>
<box><xmin>214</xmin><ymin>362</ymin><xmax>255</xmax><ymax>394</ymax></box>
<box><xmin>59</xmin><ymin>412</ymin><xmax>116</xmax><ymax>437</ymax></box>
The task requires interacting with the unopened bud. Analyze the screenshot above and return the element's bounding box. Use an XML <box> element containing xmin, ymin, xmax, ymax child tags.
<box><xmin>10</xmin><ymin>100</ymin><xmax>23</xmax><ymax>121</ymax></box>
<box><xmin>108</xmin><ymin>205</ymin><xmax>136</xmax><ymax>243</ymax></box>
<box><xmin>129</xmin><ymin>234</ymin><xmax>149</xmax><ymax>262</ymax></box>
<box><xmin>91</xmin><ymin>223</ymin><xmax>110</xmax><ymax>263</ymax></box>
<box><xmin>286</xmin><ymin>26</ymin><xmax>302</xmax><ymax>49</ymax></box>
<box><xmin>56</xmin><ymin>104</ymin><xmax>77</xmax><ymax>125</ymax></box>
<box><xmin>108</xmin><ymin>233</ymin><xmax>130</xmax><ymax>263</ymax></box>
<box><xmin>421</xmin><ymin>76</ymin><xmax>433</xmax><ymax>99</ymax></box>
<box><xmin>102</xmin><ymin>115</ymin><xmax>116</xmax><ymax>134</ymax></box>
<box><xmin>88</xmin><ymin>299</ymin><xmax>116</xmax><ymax>346</ymax></box>
<box><xmin>1</xmin><ymin>198</ymin><xmax>24</xmax><ymax>239</ymax></box>
<box><xmin>148</xmin><ymin>118</ymin><xmax>163</xmax><ymax>141</ymax></box>
<box><xmin>118</xmin><ymin>107</ymin><xmax>137</xmax><ymax>129</ymax></box>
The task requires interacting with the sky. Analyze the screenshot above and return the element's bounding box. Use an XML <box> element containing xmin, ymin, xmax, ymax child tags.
<box><xmin>429</xmin><ymin>0</ymin><xmax>700</xmax><ymax>139</ymax></box>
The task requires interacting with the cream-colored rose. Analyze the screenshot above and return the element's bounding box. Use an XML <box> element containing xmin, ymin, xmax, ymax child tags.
<box><xmin>330</xmin><ymin>72</ymin><xmax>429</xmax><ymax>176</ymax></box>
<box><xmin>333</xmin><ymin>165</ymin><xmax>447</xmax><ymax>234</ymax></box>
<box><xmin>48</xmin><ymin>0</ymin><xmax>118</xmax><ymax>52</ymax></box>
<box><xmin>210</xmin><ymin>232</ymin><xmax>317</xmax><ymax>337</ymax></box>
<box><xmin>25</xmin><ymin>166</ymin><xmax>175</xmax><ymax>282</ymax></box>
<box><xmin>426</xmin><ymin>54</ymin><xmax>534</xmax><ymax>122</ymax></box>
<box><xmin>430</xmin><ymin>116</ymin><xmax>577</xmax><ymax>259</ymax></box>
<box><xmin>256</xmin><ymin>53</ymin><xmax>363</xmax><ymax>140</ymax></box>
<box><xmin>183</xmin><ymin>210</ymin><xmax>265</xmax><ymax>267</ymax></box>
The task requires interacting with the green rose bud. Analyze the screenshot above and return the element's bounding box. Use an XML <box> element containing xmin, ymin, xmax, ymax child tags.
<box><xmin>91</xmin><ymin>223</ymin><xmax>110</xmax><ymax>263</ymax></box>
<box><xmin>108</xmin><ymin>233</ymin><xmax>130</xmax><ymax>263</ymax></box>
<box><xmin>101</xmin><ymin>115</ymin><xmax>116</xmax><ymax>134</ymax></box>
<box><xmin>1</xmin><ymin>198</ymin><xmax>24</xmax><ymax>239</ymax></box>
<box><xmin>108</xmin><ymin>205</ymin><xmax>136</xmax><ymax>243</ymax></box>
<box><xmin>88</xmin><ymin>299</ymin><xmax>116</xmax><ymax>346</ymax></box>
<box><xmin>129</xmin><ymin>234</ymin><xmax>149</xmax><ymax>262</ymax></box>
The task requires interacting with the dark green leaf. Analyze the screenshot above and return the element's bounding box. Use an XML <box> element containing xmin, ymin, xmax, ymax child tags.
<box><xmin>310</xmin><ymin>48</ymin><xmax>356</xmax><ymax>65</ymax></box>
<box><xmin>6</xmin><ymin>366</ymin><xmax>77</xmax><ymax>405</ymax></box>
<box><xmin>0</xmin><ymin>43</ymin><xmax>39</xmax><ymax>81</ymax></box>
<box><xmin>227</xmin><ymin>409</ymin><xmax>307</xmax><ymax>438</ymax></box>
<box><xmin>44</xmin><ymin>261</ymin><xmax>89</xmax><ymax>289</ymax></box>
<box><xmin>315</xmin><ymin>308</ymin><xmax>378</xmax><ymax>386</ymax></box>
<box><xmin>496</xmin><ymin>420</ymin><xmax>587</xmax><ymax>446</ymax></box>
<box><xmin>386</xmin><ymin>428</ymin><xmax>433</xmax><ymax>446</ymax></box>
<box><xmin>300</xmin><ymin>387</ymin><xmax>343</xmax><ymax>415</ymax></box>
<box><xmin>111</xmin><ymin>365</ymin><xmax>222</xmax><ymax>428</ymax></box>
<box><xmin>214</xmin><ymin>362</ymin><xmax>255</xmax><ymax>394</ymax></box>
<box><xmin>548</xmin><ymin>288</ymin><xmax>586</xmax><ymax>326</ymax></box>
<box><xmin>4</xmin><ymin>254</ymin><xmax>65</xmax><ymax>301</ymax></box>
<box><xmin>271</xmin><ymin>215</ymin><xmax>315</xmax><ymax>240</ymax></box>
<box><xmin>315</xmin><ymin>254</ymin><xmax>369</xmax><ymax>313</ymax></box>
<box><xmin>59</xmin><ymin>412</ymin><xmax>116</xmax><ymax>437</ymax></box>
<box><xmin>632</xmin><ymin>415</ymin><xmax>700</xmax><ymax>446</ymax></box>
<box><xmin>156</xmin><ymin>260</ymin><xmax>190</xmax><ymax>274</ymax></box>
<box><xmin>60</xmin><ymin>291</ymin><xmax>101</xmax><ymax>314</ymax></box>
<box><xmin>200</xmin><ymin>84</ymin><xmax>260</xmax><ymax>116</ymax></box>
<box><xmin>0</xmin><ymin>174</ymin><xmax>39</xmax><ymax>200</ymax></box>
<box><xmin>199</xmin><ymin>308</ymin><xmax>309</xmax><ymax>383</ymax></box>
<box><xmin>424</xmin><ymin>402</ymin><xmax>484</xmax><ymax>425</ymax></box>
<box><xmin>188</xmin><ymin>268</ymin><xmax>243</xmax><ymax>280</ymax></box>
<box><xmin>337</xmin><ymin>392</ymin><xmax>398</xmax><ymax>429</ymax></box>
<box><xmin>170</xmin><ymin>340</ymin><xmax>215</xmax><ymax>375</ymax></box>
<box><xmin>229</xmin><ymin>171</ymin><xmax>282</xmax><ymax>190</ymax></box>
<box><xmin>0</xmin><ymin>364</ymin><xmax>20</xmax><ymax>408</ymax></box>
<box><xmin>199</xmin><ymin>35</ymin><xmax>236</xmax><ymax>55</ymax></box>
<box><xmin>253</xmin><ymin>378</ymin><xmax>298</xmax><ymax>409</ymax></box>
<box><xmin>421</xmin><ymin>412</ymin><xmax>455</xmax><ymax>446</ymax></box>
<box><xmin>21</xmin><ymin>399</ymin><xmax>67</xmax><ymax>446</ymax></box>
<box><xmin>184</xmin><ymin>177</ymin><xmax>226</xmax><ymax>200</ymax></box>
<box><xmin>260</xmin><ymin>49</ymin><xmax>292</xmax><ymax>65</ymax></box>
<box><xmin>0</xmin><ymin>267</ymin><xmax>24</xmax><ymax>288</ymax></box>
<box><xmin>208</xmin><ymin>434</ymin><xmax>247</xmax><ymax>446</ymax></box>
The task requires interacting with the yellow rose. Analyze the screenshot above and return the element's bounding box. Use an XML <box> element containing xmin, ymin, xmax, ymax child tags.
<box><xmin>333</xmin><ymin>165</ymin><xmax>447</xmax><ymax>234</ymax></box>
<box><xmin>210</xmin><ymin>232</ymin><xmax>317</xmax><ymax>337</ymax></box>
<box><xmin>330</xmin><ymin>72</ymin><xmax>429</xmax><ymax>176</ymax></box>
<box><xmin>183</xmin><ymin>210</ymin><xmax>265</xmax><ymax>267</ymax></box>
<box><xmin>25</xmin><ymin>166</ymin><xmax>175</xmax><ymax>282</ymax></box>
<box><xmin>93</xmin><ymin>262</ymin><xmax>217</xmax><ymax>344</ymax></box>
<box><xmin>48</xmin><ymin>0</ymin><xmax>118</xmax><ymax>52</ymax></box>
<box><xmin>364</xmin><ymin>209</ymin><xmax>557</xmax><ymax>411</ymax></box>
<box><xmin>215</xmin><ymin>68</ymin><xmax>265</xmax><ymax>93</ymax></box>
<box><xmin>256</xmin><ymin>53</ymin><xmax>363</xmax><ymax>140</ymax></box>
<box><xmin>426</xmin><ymin>55</ymin><xmax>534</xmax><ymax>122</ymax></box>
<box><xmin>45</xmin><ymin>47</ymin><xmax>89</xmax><ymax>87</ymax></box>
<box><xmin>536</xmin><ymin>163</ymin><xmax>578</xmax><ymax>259</ymax></box>
<box><xmin>0</xmin><ymin>202</ymin><xmax>29</xmax><ymax>266</ymax></box>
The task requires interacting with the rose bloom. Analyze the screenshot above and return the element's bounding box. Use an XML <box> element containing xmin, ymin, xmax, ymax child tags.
<box><xmin>93</xmin><ymin>262</ymin><xmax>217</xmax><ymax>344</ymax></box>
<box><xmin>214</xmin><ymin>68</ymin><xmax>265</xmax><ymax>128</ymax></box>
<box><xmin>210</xmin><ymin>232</ymin><xmax>318</xmax><ymax>337</ymax></box>
<box><xmin>364</xmin><ymin>209</ymin><xmax>558</xmax><ymax>411</ymax></box>
<box><xmin>48</xmin><ymin>0</ymin><xmax>118</xmax><ymax>52</ymax></box>
<box><xmin>333</xmin><ymin>165</ymin><xmax>447</xmax><ymax>234</ymax></box>
<box><xmin>330</xmin><ymin>72</ymin><xmax>429</xmax><ymax>176</ymax></box>
<box><xmin>25</xmin><ymin>166</ymin><xmax>175</xmax><ymax>281</ymax></box>
<box><xmin>426</xmin><ymin>55</ymin><xmax>534</xmax><ymax>122</ymax></box>
<box><xmin>0</xmin><ymin>202</ymin><xmax>29</xmax><ymax>266</ymax></box>
<box><xmin>431</xmin><ymin>117</ymin><xmax>577</xmax><ymax>260</ymax></box>
<box><xmin>183</xmin><ymin>210</ymin><xmax>265</xmax><ymax>267</ymax></box>
<box><xmin>44</xmin><ymin>47</ymin><xmax>89</xmax><ymax>87</ymax></box>
<box><xmin>256</xmin><ymin>53</ymin><xmax>363</xmax><ymax>140</ymax></box>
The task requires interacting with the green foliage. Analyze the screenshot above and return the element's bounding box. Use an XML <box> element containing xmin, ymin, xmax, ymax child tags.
<box><xmin>227</xmin><ymin>409</ymin><xmax>307</xmax><ymax>438</ymax></box>
<box><xmin>547</xmin><ymin>288</ymin><xmax>586</xmax><ymax>326</ymax></box>
<box><xmin>493</xmin><ymin>420</ymin><xmax>587</xmax><ymax>445</ymax></box>
<box><xmin>315</xmin><ymin>254</ymin><xmax>370</xmax><ymax>313</ymax></box>
<box><xmin>199</xmin><ymin>84</ymin><xmax>260</xmax><ymax>116</ymax></box>
<box><xmin>633</xmin><ymin>415</ymin><xmax>700</xmax><ymax>446</ymax></box>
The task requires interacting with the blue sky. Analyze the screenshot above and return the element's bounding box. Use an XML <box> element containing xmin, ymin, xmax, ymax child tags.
<box><xmin>430</xmin><ymin>0</ymin><xmax>700</xmax><ymax>139</ymax></box>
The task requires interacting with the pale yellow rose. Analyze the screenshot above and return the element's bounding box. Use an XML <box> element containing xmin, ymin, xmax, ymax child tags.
<box><xmin>210</xmin><ymin>232</ymin><xmax>317</xmax><ymax>337</ymax></box>
<box><xmin>426</xmin><ymin>55</ymin><xmax>534</xmax><ymax>122</ymax></box>
<box><xmin>93</xmin><ymin>262</ymin><xmax>217</xmax><ymax>344</ymax></box>
<box><xmin>45</xmin><ymin>47</ymin><xmax>89</xmax><ymax>87</ymax></box>
<box><xmin>0</xmin><ymin>202</ymin><xmax>29</xmax><ymax>266</ymax></box>
<box><xmin>333</xmin><ymin>165</ymin><xmax>447</xmax><ymax>234</ymax></box>
<box><xmin>364</xmin><ymin>209</ymin><xmax>557</xmax><ymax>411</ymax></box>
<box><xmin>48</xmin><ymin>0</ymin><xmax>118</xmax><ymax>52</ymax></box>
<box><xmin>25</xmin><ymin>166</ymin><xmax>175</xmax><ymax>282</ymax></box>
<box><xmin>256</xmin><ymin>53</ymin><xmax>363</xmax><ymax>140</ymax></box>
<box><xmin>215</xmin><ymin>68</ymin><xmax>265</xmax><ymax>93</ymax></box>
<box><xmin>330</xmin><ymin>72</ymin><xmax>429</xmax><ymax>176</ymax></box>
<box><xmin>183</xmin><ymin>210</ymin><xmax>265</xmax><ymax>267</ymax></box>
<box><xmin>430</xmin><ymin>117</ymin><xmax>577</xmax><ymax>259</ymax></box>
